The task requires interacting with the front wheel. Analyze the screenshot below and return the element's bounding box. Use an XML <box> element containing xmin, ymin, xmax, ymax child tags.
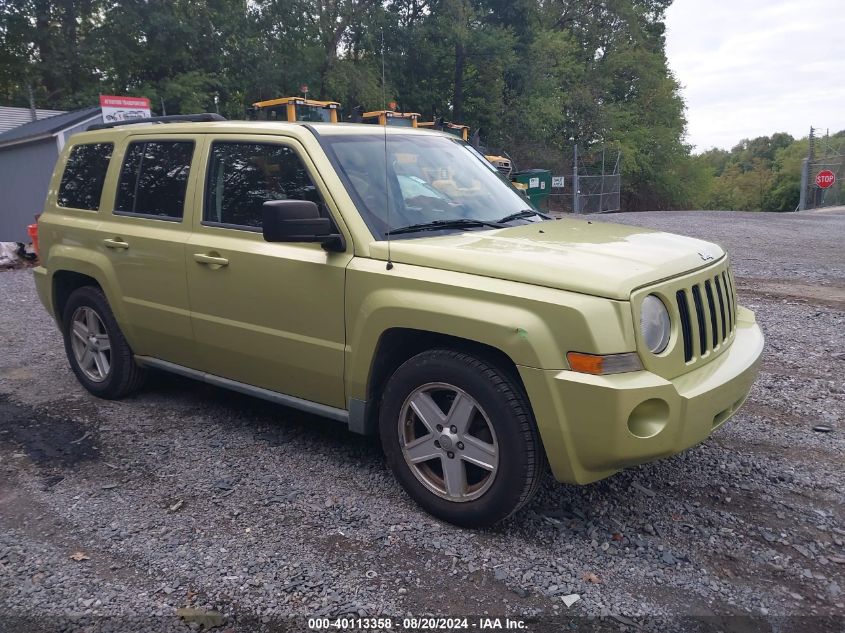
<box><xmin>379</xmin><ymin>349</ymin><xmax>545</xmax><ymax>527</ymax></box>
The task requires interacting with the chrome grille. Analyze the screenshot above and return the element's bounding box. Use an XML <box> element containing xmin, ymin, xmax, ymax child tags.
<box><xmin>675</xmin><ymin>266</ymin><xmax>737</xmax><ymax>363</ymax></box>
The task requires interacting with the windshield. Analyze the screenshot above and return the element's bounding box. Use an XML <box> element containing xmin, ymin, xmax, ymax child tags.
<box><xmin>297</xmin><ymin>104</ymin><xmax>332</xmax><ymax>122</ymax></box>
<box><xmin>321</xmin><ymin>133</ymin><xmax>532</xmax><ymax>239</ymax></box>
<box><xmin>387</xmin><ymin>117</ymin><xmax>413</xmax><ymax>127</ymax></box>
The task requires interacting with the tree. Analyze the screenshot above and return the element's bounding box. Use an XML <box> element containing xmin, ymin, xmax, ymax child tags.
<box><xmin>696</xmin><ymin>133</ymin><xmax>813</xmax><ymax>212</ymax></box>
<box><xmin>1</xmin><ymin>0</ymin><xmax>105</xmax><ymax>107</ymax></box>
<box><xmin>4</xmin><ymin>0</ymin><xmax>781</xmax><ymax>213</ymax></box>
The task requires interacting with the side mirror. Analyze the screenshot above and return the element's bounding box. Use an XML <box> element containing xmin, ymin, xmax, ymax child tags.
<box><xmin>262</xmin><ymin>200</ymin><xmax>345</xmax><ymax>252</ymax></box>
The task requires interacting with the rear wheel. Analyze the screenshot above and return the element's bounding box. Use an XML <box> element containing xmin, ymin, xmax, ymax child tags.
<box><xmin>380</xmin><ymin>349</ymin><xmax>545</xmax><ymax>527</ymax></box>
<box><xmin>61</xmin><ymin>286</ymin><xmax>146</xmax><ymax>399</ymax></box>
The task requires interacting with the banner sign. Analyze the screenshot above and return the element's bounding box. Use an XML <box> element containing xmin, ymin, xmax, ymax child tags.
<box><xmin>99</xmin><ymin>95</ymin><xmax>151</xmax><ymax>122</ymax></box>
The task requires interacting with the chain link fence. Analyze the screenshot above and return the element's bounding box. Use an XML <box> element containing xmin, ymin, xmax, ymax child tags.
<box><xmin>802</xmin><ymin>158</ymin><xmax>844</xmax><ymax>209</ymax></box>
<box><xmin>800</xmin><ymin>129</ymin><xmax>844</xmax><ymax>210</ymax></box>
<box><xmin>574</xmin><ymin>173</ymin><xmax>621</xmax><ymax>213</ymax></box>
<box><xmin>484</xmin><ymin>142</ymin><xmax>622</xmax><ymax>214</ymax></box>
<box><xmin>544</xmin><ymin>147</ymin><xmax>622</xmax><ymax>214</ymax></box>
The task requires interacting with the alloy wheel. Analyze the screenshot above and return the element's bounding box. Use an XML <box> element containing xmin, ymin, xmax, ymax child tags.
<box><xmin>398</xmin><ymin>382</ymin><xmax>499</xmax><ymax>502</ymax></box>
<box><xmin>70</xmin><ymin>306</ymin><xmax>112</xmax><ymax>382</ymax></box>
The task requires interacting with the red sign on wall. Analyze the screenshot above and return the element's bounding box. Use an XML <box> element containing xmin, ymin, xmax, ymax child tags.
<box><xmin>99</xmin><ymin>95</ymin><xmax>151</xmax><ymax>122</ymax></box>
<box><xmin>99</xmin><ymin>95</ymin><xmax>150</xmax><ymax>109</ymax></box>
<box><xmin>816</xmin><ymin>169</ymin><xmax>836</xmax><ymax>189</ymax></box>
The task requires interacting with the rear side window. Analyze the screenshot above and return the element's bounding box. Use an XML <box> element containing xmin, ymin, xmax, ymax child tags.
<box><xmin>115</xmin><ymin>140</ymin><xmax>194</xmax><ymax>220</ymax></box>
<box><xmin>57</xmin><ymin>143</ymin><xmax>113</xmax><ymax>210</ymax></box>
<box><xmin>204</xmin><ymin>141</ymin><xmax>324</xmax><ymax>229</ymax></box>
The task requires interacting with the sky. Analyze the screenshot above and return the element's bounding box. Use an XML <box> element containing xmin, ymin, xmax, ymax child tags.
<box><xmin>664</xmin><ymin>0</ymin><xmax>845</xmax><ymax>152</ymax></box>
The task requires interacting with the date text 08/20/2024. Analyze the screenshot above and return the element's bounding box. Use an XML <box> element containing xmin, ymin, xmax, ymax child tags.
<box><xmin>308</xmin><ymin>616</ymin><xmax>528</xmax><ymax>630</ymax></box>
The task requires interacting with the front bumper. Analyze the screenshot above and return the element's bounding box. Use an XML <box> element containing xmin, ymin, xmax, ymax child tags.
<box><xmin>519</xmin><ymin>305</ymin><xmax>764</xmax><ymax>484</ymax></box>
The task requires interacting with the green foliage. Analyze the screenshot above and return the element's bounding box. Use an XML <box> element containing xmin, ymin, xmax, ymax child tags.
<box><xmin>324</xmin><ymin>59</ymin><xmax>383</xmax><ymax>112</ymax></box>
<box><xmin>0</xmin><ymin>0</ymin><xmax>805</xmax><ymax>212</ymax></box>
<box><xmin>694</xmin><ymin>133</ymin><xmax>825</xmax><ymax>212</ymax></box>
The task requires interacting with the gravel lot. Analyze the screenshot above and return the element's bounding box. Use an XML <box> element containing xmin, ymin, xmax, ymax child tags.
<box><xmin>1</xmin><ymin>210</ymin><xmax>843</xmax><ymax>632</ymax></box>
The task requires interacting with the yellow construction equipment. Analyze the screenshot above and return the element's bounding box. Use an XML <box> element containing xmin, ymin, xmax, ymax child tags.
<box><xmin>417</xmin><ymin>120</ymin><xmax>470</xmax><ymax>141</ymax></box>
<box><xmin>417</xmin><ymin>118</ymin><xmax>512</xmax><ymax>177</ymax></box>
<box><xmin>251</xmin><ymin>98</ymin><xmax>512</xmax><ymax>178</ymax></box>
<box><xmin>250</xmin><ymin>97</ymin><xmax>341</xmax><ymax>123</ymax></box>
<box><xmin>361</xmin><ymin>110</ymin><xmax>421</xmax><ymax>127</ymax></box>
<box><xmin>484</xmin><ymin>154</ymin><xmax>513</xmax><ymax>178</ymax></box>
<box><xmin>250</xmin><ymin>96</ymin><xmax>512</xmax><ymax>175</ymax></box>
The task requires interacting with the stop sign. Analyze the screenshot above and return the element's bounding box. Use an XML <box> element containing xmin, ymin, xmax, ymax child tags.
<box><xmin>816</xmin><ymin>169</ymin><xmax>836</xmax><ymax>189</ymax></box>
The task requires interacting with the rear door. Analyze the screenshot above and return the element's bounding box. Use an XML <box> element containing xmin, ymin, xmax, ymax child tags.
<box><xmin>185</xmin><ymin>134</ymin><xmax>352</xmax><ymax>408</ymax></box>
<box><xmin>96</xmin><ymin>134</ymin><xmax>204</xmax><ymax>367</ymax></box>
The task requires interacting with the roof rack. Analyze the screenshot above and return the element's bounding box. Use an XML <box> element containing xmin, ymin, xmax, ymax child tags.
<box><xmin>87</xmin><ymin>113</ymin><xmax>226</xmax><ymax>131</ymax></box>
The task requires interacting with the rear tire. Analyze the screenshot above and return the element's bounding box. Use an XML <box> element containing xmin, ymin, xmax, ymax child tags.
<box><xmin>379</xmin><ymin>349</ymin><xmax>545</xmax><ymax>527</ymax></box>
<box><xmin>61</xmin><ymin>286</ymin><xmax>146</xmax><ymax>399</ymax></box>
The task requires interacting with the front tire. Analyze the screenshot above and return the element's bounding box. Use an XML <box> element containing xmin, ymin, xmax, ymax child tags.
<box><xmin>379</xmin><ymin>349</ymin><xmax>545</xmax><ymax>527</ymax></box>
<box><xmin>61</xmin><ymin>286</ymin><xmax>146</xmax><ymax>399</ymax></box>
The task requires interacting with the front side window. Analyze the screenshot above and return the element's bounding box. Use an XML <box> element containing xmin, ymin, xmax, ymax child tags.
<box><xmin>204</xmin><ymin>141</ymin><xmax>325</xmax><ymax>229</ymax></box>
<box><xmin>115</xmin><ymin>140</ymin><xmax>194</xmax><ymax>219</ymax></box>
<box><xmin>321</xmin><ymin>134</ymin><xmax>531</xmax><ymax>239</ymax></box>
<box><xmin>57</xmin><ymin>143</ymin><xmax>113</xmax><ymax>210</ymax></box>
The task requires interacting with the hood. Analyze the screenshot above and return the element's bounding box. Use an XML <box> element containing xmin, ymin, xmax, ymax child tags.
<box><xmin>369</xmin><ymin>218</ymin><xmax>725</xmax><ymax>300</ymax></box>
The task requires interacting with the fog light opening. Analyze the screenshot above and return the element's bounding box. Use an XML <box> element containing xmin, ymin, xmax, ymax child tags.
<box><xmin>627</xmin><ymin>399</ymin><xmax>670</xmax><ymax>439</ymax></box>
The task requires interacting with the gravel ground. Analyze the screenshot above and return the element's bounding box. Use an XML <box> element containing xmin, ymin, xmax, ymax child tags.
<box><xmin>1</xmin><ymin>210</ymin><xmax>843</xmax><ymax>632</ymax></box>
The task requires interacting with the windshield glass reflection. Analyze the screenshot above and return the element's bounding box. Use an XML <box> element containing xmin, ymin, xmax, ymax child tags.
<box><xmin>322</xmin><ymin>134</ymin><xmax>534</xmax><ymax>239</ymax></box>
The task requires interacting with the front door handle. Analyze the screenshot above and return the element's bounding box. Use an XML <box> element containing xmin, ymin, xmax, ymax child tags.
<box><xmin>193</xmin><ymin>253</ymin><xmax>229</xmax><ymax>267</ymax></box>
<box><xmin>103</xmin><ymin>238</ymin><xmax>129</xmax><ymax>250</ymax></box>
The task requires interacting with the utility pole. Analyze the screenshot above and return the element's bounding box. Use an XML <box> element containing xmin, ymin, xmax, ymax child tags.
<box><xmin>799</xmin><ymin>158</ymin><xmax>809</xmax><ymax>211</ymax></box>
<box><xmin>599</xmin><ymin>147</ymin><xmax>606</xmax><ymax>213</ymax></box>
<box><xmin>808</xmin><ymin>126</ymin><xmax>816</xmax><ymax>161</ymax></box>
<box><xmin>807</xmin><ymin>126</ymin><xmax>816</xmax><ymax>209</ymax></box>
<box><xmin>27</xmin><ymin>83</ymin><xmax>37</xmax><ymax>122</ymax></box>
<box><xmin>572</xmin><ymin>144</ymin><xmax>579</xmax><ymax>214</ymax></box>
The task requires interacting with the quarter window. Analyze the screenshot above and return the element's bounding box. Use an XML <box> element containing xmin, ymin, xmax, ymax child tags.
<box><xmin>57</xmin><ymin>143</ymin><xmax>113</xmax><ymax>210</ymax></box>
<box><xmin>115</xmin><ymin>140</ymin><xmax>194</xmax><ymax>219</ymax></box>
<box><xmin>204</xmin><ymin>141</ymin><xmax>325</xmax><ymax>229</ymax></box>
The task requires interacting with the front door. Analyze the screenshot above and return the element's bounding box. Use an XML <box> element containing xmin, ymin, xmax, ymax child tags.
<box><xmin>185</xmin><ymin>135</ymin><xmax>352</xmax><ymax>408</ymax></box>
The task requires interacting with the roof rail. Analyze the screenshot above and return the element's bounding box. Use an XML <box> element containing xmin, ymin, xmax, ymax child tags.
<box><xmin>87</xmin><ymin>113</ymin><xmax>226</xmax><ymax>131</ymax></box>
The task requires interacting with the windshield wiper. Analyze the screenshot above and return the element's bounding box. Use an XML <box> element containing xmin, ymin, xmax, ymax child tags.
<box><xmin>386</xmin><ymin>218</ymin><xmax>505</xmax><ymax>236</ymax></box>
<box><xmin>496</xmin><ymin>209</ymin><xmax>551</xmax><ymax>224</ymax></box>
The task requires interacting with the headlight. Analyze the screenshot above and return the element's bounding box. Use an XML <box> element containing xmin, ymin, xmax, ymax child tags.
<box><xmin>640</xmin><ymin>295</ymin><xmax>671</xmax><ymax>354</ymax></box>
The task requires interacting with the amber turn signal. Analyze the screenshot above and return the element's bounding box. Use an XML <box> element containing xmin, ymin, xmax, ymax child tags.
<box><xmin>566</xmin><ymin>352</ymin><xmax>643</xmax><ymax>375</ymax></box>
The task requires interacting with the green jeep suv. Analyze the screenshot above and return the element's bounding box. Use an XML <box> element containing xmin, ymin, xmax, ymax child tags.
<box><xmin>33</xmin><ymin>116</ymin><xmax>764</xmax><ymax>526</ymax></box>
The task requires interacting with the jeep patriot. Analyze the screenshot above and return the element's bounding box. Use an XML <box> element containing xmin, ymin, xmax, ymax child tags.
<box><xmin>33</xmin><ymin>116</ymin><xmax>764</xmax><ymax>526</ymax></box>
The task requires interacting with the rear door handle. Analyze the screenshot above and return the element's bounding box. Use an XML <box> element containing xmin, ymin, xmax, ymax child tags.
<box><xmin>193</xmin><ymin>253</ymin><xmax>229</xmax><ymax>267</ymax></box>
<box><xmin>103</xmin><ymin>238</ymin><xmax>129</xmax><ymax>250</ymax></box>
